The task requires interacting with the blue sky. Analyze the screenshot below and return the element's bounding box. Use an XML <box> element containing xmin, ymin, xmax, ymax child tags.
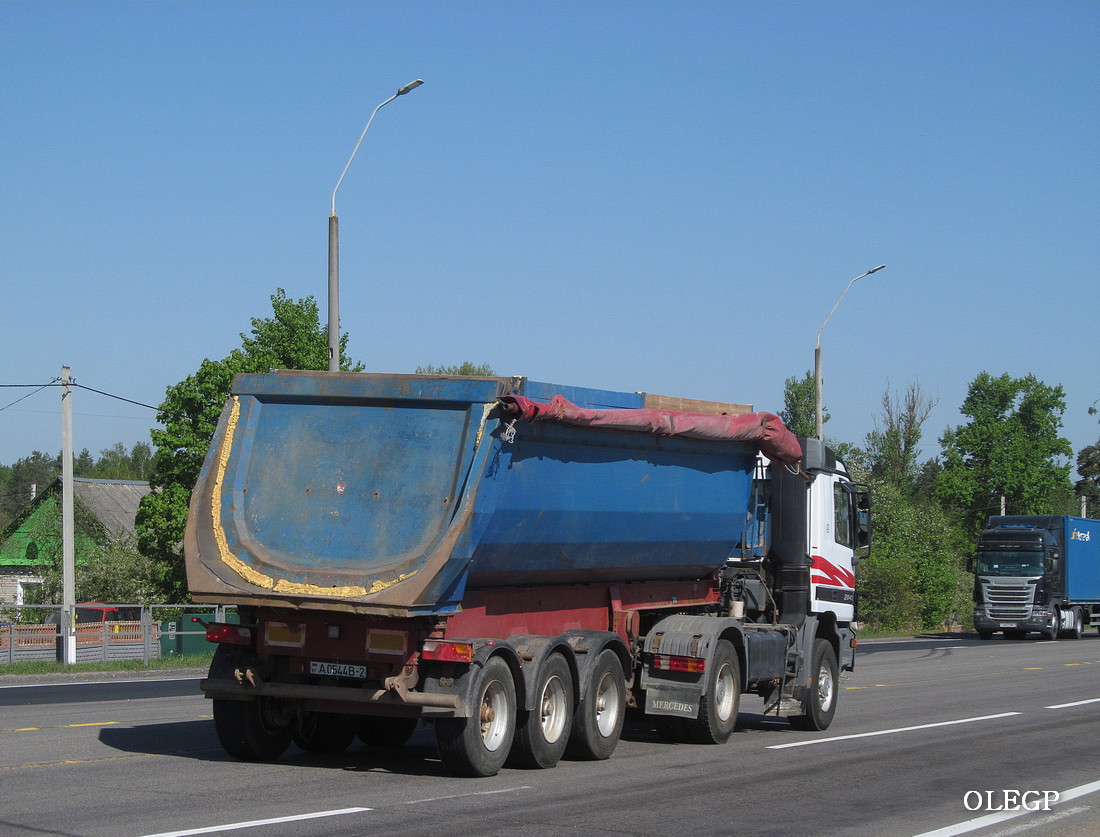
<box><xmin>2</xmin><ymin>1</ymin><xmax>1098</xmax><ymax>478</ymax></box>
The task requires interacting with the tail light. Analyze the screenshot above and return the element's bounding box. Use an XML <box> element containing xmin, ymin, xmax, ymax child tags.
<box><xmin>651</xmin><ymin>653</ymin><xmax>706</xmax><ymax>673</ymax></box>
<box><xmin>421</xmin><ymin>640</ymin><xmax>474</xmax><ymax>663</ymax></box>
<box><xmin>206</xmin><ymin>622</ymin><xmax>253</xmax><ymax>646</ymax></box>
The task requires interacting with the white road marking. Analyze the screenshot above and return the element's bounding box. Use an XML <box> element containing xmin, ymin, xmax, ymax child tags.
<box><xmin>911</xmin><ymin>778</ymin><xmax>1100</xmax><ymax>837</ymax></box>
<box><xmin>1045</xmin><ymin>697</ymin><xmax>1100</xmax><ymax>709</ymax></box>
<box><xmin>140</xmin><ymin>807</ymin><xmax>371</xmax><ymax>837</ymax></box>
<box><xmin>767</xmin><ymin>712</ymin><xmax>1021</xmax><ymax>749</ymax></box>
<box><xmin>404</xmin><ymin>786</ymin><xmax>532</xmax><ymax>804</ymax></box>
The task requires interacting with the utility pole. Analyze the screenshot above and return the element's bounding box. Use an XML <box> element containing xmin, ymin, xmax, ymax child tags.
<box><xmin>60</xmin><ymin>366</ymin><xmax>76</xmax><ymax>664</ymax></box>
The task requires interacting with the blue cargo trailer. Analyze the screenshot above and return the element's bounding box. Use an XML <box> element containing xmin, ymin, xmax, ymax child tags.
<box><xmin>187</xmin><ymin>371</ymin><xmax>870</xmax><ymax>776</ymax></box>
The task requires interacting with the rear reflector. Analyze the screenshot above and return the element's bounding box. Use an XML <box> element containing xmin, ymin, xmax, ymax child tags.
<box><xmin>651</xmin><ymin>653</ymin><xmax>706</xmax><ymax>673</ymax></box>
<box><xmin>420</xmin><ymin>640</ymin><xmax>474</xmax><ymax>663</ymax></box>
<box><xmin>206</xmin><ymin>623</ymin><xmax>253</xmax><ymax>646</ymax></box>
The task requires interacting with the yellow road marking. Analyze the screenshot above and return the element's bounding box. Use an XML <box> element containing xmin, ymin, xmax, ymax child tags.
<box><xmin>65</xmin><ymin>722</ymin><xmax>119</xmax><ymax>728</ymax></box>
<box><xmin>1</xmin><ymin>753</ymin><xmax>156</xmax><ymax>770</ymax></box>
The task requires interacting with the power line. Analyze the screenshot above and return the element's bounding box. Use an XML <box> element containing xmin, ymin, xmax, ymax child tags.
<box><xmin>70</xmin><ymin>383</ymin><xmax>161</xmax><ymax>412</ymax></box>
<box><xmin>0</xmin><ymin>380</ymin><xmax>190</xmax><ymax>421</ymax></box>
<box><xmin>0</xmin><ymin>380</ymin><xmax>59</xmax><ymax>413</ymax></box>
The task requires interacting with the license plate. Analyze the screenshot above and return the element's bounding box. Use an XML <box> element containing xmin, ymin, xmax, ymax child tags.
<box><xmin>999</xmin><ymin>623</ymin><xmax>1016</xmax><ymax>628</ymax></box>
<box><xmin>310</xmin><ymin>661</ymin><xmax>366</xmax><ymax>679</ymax></box>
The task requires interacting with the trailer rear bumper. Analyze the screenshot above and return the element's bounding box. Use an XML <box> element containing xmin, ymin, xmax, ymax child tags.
<box><xmin>199</xmin><ymin>678</ymin><xmax>461</xmax><ymax>713</ymax></box>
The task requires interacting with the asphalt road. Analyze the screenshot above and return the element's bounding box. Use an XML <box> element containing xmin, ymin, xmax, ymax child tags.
<box><xmin>2</xmin><ymin>636</ymin><xmax>1100</xmax><ymax>837</ymax></box>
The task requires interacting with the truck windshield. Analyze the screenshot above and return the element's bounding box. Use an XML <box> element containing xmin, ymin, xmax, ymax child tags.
<box><xmin>974</xmin><ymin>551</ymin><xmax>1044</xmax><ymax>576</ymax></box>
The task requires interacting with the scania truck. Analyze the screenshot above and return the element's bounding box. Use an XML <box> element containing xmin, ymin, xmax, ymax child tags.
<box><xmin>186</xmin><ymin>371</ymin><xmax>870</xmax><ymax>776</ymax></box>
<box><xmin>971</xmin><ymin>515</ymin><xmax>1100</xmax><ymax>640</ymax></box>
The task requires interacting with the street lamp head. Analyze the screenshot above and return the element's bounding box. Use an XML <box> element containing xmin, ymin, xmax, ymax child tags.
<box><xmin>397</xmin><ymin>79</ymin><xmax>424</xmax><ymax>95</ymax></box>
<box><xmin>867</xmin><ymin>264</ymin><xmax>886</xmax><ymax>275</ymax></box>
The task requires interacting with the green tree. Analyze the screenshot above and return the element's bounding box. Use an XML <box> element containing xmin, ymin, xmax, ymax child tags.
<box><xmin>1076</xmin><ymin>397</ymin><xmax>1100</xmax><ymax>516</ymax></box>
<box><xmin>80</xmin><ymin>442</ymin><xmax>155</xmax><ymax>480</ymax></box>
<box><xmin>0</xmin><ymin>451</ymin><xmax>60</xmax><ymax>529</ymax></box>
<box><xmin>937</xmin><ymin>372</ymin><xmax>1074</xmax><ymax>535</ymax></box>
<box><xmin>1078</xmin><ymin>442</ymin><xmax>1100</xmax><ymax>516</ymax></box>
<box><xmin>856</xmin><ymin>481</ymin><xmax>970</xmax><ymax>631</ymax></box>
<box><xmin>865</xmin><ymin>383</ymin><xmax>937</xmax><ymax>493</ymax></box>
<box><xmin>30</xmin><ymin>536</ymin><xmax>163</xmax><ymax>606</ymax></box>
<box><xmin>415</xmin><ymin>362</ymin><xmax>496</xmax><ymax>376</ymax></box>
<box><xmin>856</xmin><ymin>383</ymin><xmax>968</xmax><ymax>631</ymax></box>
<box><xmin>135</xmin><ymin>289</ymin><xmax>361</xmax><ymax>602</ymax></box>
<box><xmin>779</xmin><ymin>371</ymin><xmax>824</xmax><ymax>439</ymax></box>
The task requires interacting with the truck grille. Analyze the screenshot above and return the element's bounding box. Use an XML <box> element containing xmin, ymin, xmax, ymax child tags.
<box><xmin>986</xmin><ymin>584</ymin><xmax>1032</xmax><ymax>620</ymax></box>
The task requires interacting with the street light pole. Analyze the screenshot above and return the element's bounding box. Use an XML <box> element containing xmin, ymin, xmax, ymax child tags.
<box><xmin>814</xmin><ymin>264</ymin><xmax>885</xmax><ymax>440</ymax></box>
<box><xmin>328</xmin><ymin>79</ymin><xmax>424</xmax><ymax>372</ymax></box>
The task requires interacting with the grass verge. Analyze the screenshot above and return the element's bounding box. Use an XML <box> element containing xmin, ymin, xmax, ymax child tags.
<box><xmin>0</xmin><ymin>652</ymin><xmax>214</xmax><ymax>677</ymax></box>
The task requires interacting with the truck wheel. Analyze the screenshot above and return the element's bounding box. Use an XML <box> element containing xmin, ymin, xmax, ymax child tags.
<box><xmin>566</xmin><ymin>648</ymin><xmax>626</xmax><ymax>760</ymax></box>
<box><xmin>213</xmin><ymin>698</ymin><xmax>293</xmax><ymax>761</ymax></box>
<box><xmin>293</xmin><ymin>712</ymin><xmax>355</xmax><ymax>754</ymax></box>
<box><xmin>1044</xmin><ymin>610</ymin><xmax>1061</xmax><ymax>641</ymax></box>
<box><xmin>685</xmin><ymin>639</ymin><xmax>740</xmax><ymax>744</ymax></box>
<box><xmin>436</xmin><ymin>655</ymin><xmax>516</xmax><ymax>777</ymax></box>
<box><xmin>509</xmin><ymin>653</ymin><xmax>574</xmax><ymax>769</ymax></box>
<box><xmin>357</xmin><ymin>716</ymin><xmax>419</xmax><ymax>748</ymax></box>
<box><xmin>789</xmin><ymin>639</ymin><xmax>838</xmax><ymax>732</ymax></box>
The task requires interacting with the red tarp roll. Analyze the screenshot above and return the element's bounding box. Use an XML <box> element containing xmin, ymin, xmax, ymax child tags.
<box><xmin>499</xmin><ymin>395</ymin><xmax>803</xmax><ymax>464</ymax></box>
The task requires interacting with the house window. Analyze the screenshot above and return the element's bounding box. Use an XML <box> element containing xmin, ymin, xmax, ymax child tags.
<box><xmin>17</xmin><ymin>579</ymin><xmax>43</xmax><ymax>606</ymax></box>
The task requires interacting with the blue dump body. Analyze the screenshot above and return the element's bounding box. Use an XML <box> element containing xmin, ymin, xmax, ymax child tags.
<box><xmin>1063</xmin><ymin>517</ymin><xmax>1100</xmax><ymax>602</ymax></box>
<box><xmin>185</xmin><ymin>371</ymin><xmax>759</xmax><ymax>616</ymax></box>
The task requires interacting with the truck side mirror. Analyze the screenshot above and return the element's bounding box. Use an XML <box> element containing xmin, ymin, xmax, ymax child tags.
<box><xmin>966</xmin><ymin>556</ymin><xmax>975</xmax><ymax>573</ymax></box>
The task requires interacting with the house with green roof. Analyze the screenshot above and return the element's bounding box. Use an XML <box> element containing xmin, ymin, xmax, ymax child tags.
<box><xmin>0</xmin><ymin>478</ymin><xmax>151</xmax><ymax>604</ymax></box>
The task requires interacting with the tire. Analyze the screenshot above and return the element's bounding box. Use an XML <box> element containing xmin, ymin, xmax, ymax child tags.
<box><xmin>436</xmin><ymin>655</ymin><xmax>517</xmax><ymax>777</ymax></box>
<box><xmin>293</xmin><ymin>712</ymin><xmax>355</xmax><ymax>754</ymax></box>
<box><xmin>1044</xmin><ymin>610</ymin><xmax>1061</xmax><ymax>641</ymax></box>
<box><xmin>357</xmin><ymin>716</ymin><xmax>419</xmax><ymax>748</ymax></box>
<box><xmin>509</xmin><ymin>653</ymin><xmax>574</xmax><ymax>769</ymax></box>
<box><xmin>685</xmin><ymin>639</ymin><xmax>740</xmax><ymax>744</ymax></box>
<box><xmin>789</xmin><ymin>639</ymin><xmax>838</xmax><ymax>732</ymax></box>
<box><xmin>566</xmin><ymin>648</ymin><xmax>626</xmax><ymax>760</ymax></box>
<box><xmin>213</xmin><ymin>698</ymin><xmax>293</xmax><ymax>761</ymax></box>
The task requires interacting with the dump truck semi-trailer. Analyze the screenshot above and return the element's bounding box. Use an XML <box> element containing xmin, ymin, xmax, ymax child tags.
<box><xmin>971</xmin><ymin>515</ymin><xmax>1100</xmax><ymax>641</ymax></box>
<box><xmin>186</xmin><ymin>372</ymin><xmax>870</xmax><ymax>776</ymax></box>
